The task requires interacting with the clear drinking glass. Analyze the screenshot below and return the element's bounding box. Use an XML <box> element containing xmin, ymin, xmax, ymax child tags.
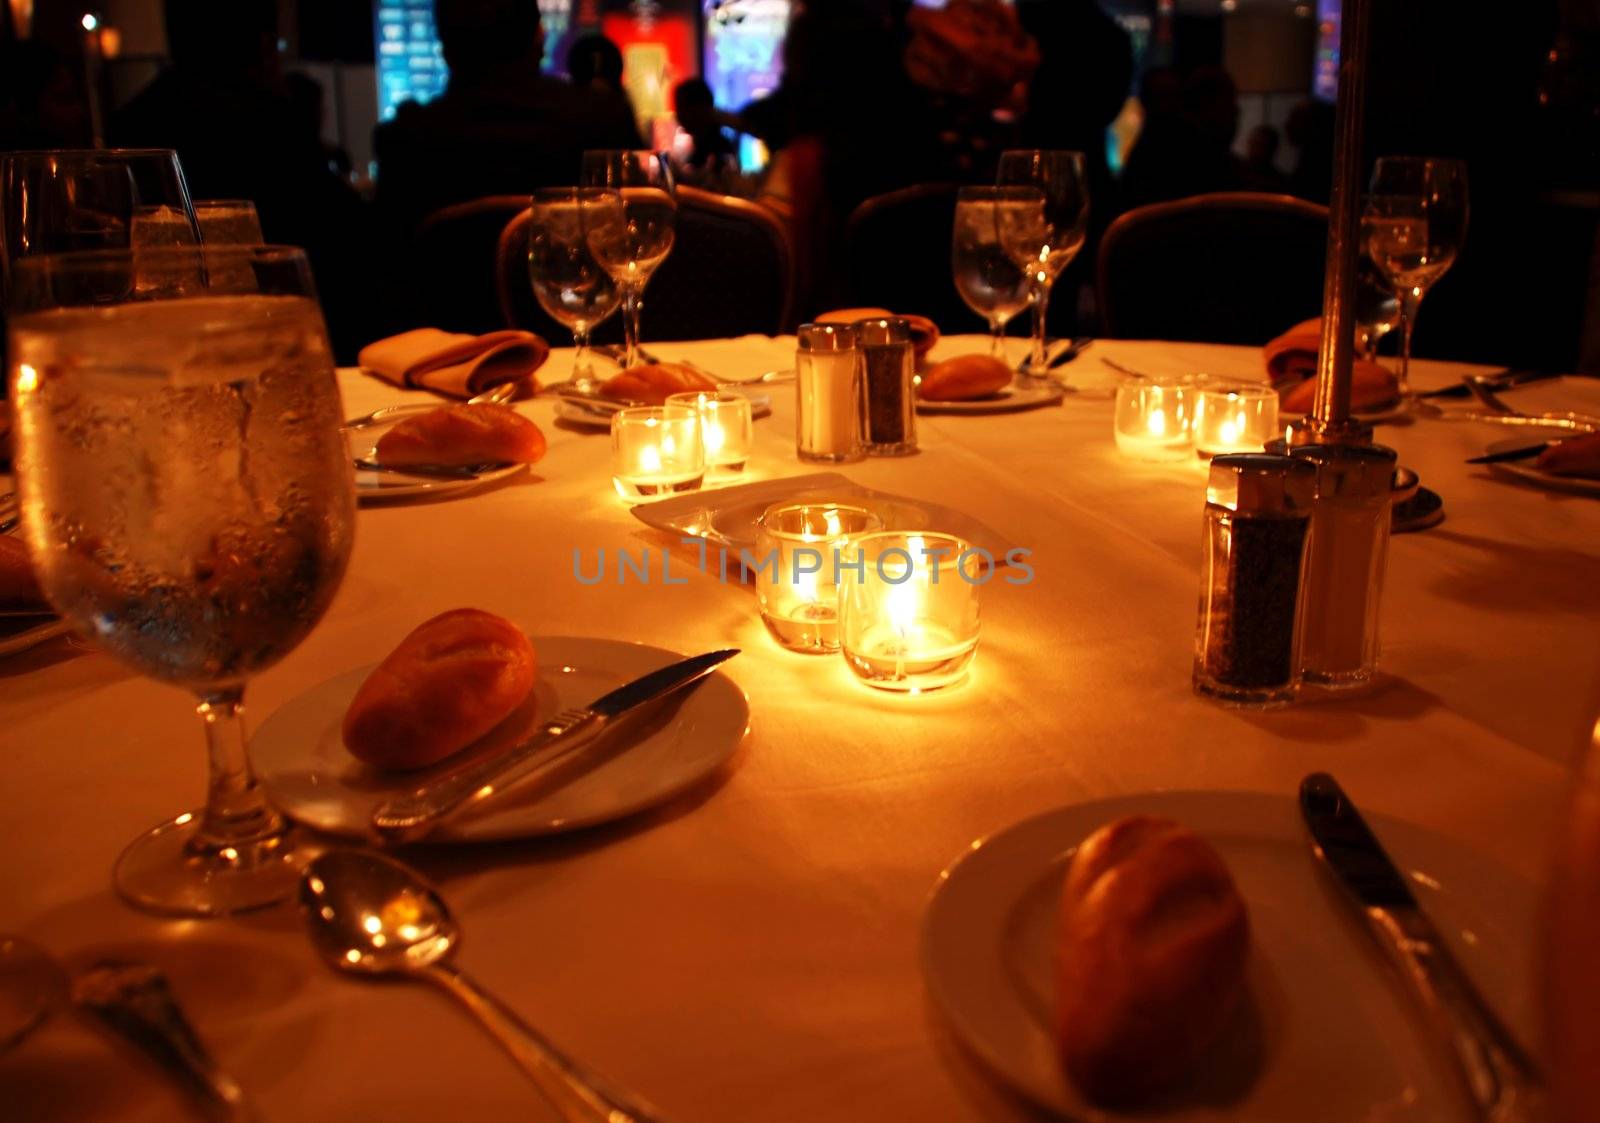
<box><xmin>7</xmin><ymin>245</ymin><xmax>356</xmax><ymax>916</ymax></box>
<box><xmin>0</xmin><ymin>148</ymin><xmax>199</xmax><ymax>301</ymax></box>
<box><xmin>996</xmin><ymin>150</ymin><xmax>1090</xmax><ymax>374</ymax></box>
<box><xmin>1362</xmin><ymin>157</ymin><xmax>1469</xmax><ymax>397</ymax></box>
<box><xmin>580</xmin><ymin>150</ymin><xmax>677</xmax><ymax>370</ymax></box>
<box><xmin>528</xmin><ymin>187</ymin><xmax>621</xmax><ymax>393</ymax></box>
<box><xmin>838</xmin><ymin>532</ymin><xmax>983</xmax><ymax>691</ymax></box>
<box><xmin>192</xmin><ymin>199</ymin><xmax>265</xmax><ymax>244</ymax></box>
<box><xmin>951</xmin><ymin>186</ymin><xmax>1033</xmax><ymax>364</ymax></box>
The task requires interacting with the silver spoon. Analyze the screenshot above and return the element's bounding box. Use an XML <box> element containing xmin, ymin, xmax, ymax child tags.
<box><xmin>0</xmin><ymin>935</ymin><xmax>66</xmax><ymax>1057</ymax></box>
<box><xmin>300</xmin><ymin>850</ymin><xmax>667</xmax><ymax>1123</ymax></box>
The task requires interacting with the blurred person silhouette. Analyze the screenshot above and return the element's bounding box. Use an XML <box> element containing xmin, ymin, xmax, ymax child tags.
<box><xmin>0</xmin><ymin>39</ymin><xmax>90</xmax><ymax>149</ymax></box>
<box><xmin>566</xmin><ymin>32</ymin><xmax>644</xmax><ymax>145</ymax></box>
<box><xmin>673</xmin><ymin>78</ymin><xmax>738</xmax><ymax>189</ymax></box>
<box><xmin>113</xmin><ymin>0</ymin><xmax>377</xmax><ymax>362</ymax></box>
<box><xmin>1118</xmin><ymin>66</ymin><xmax>1243</xmax><ymax>210</ymax></box>
<box><xmin>374</xmin><ymin>0</ymin><xmax>642</xmax><ymax>237</ymax></box>
<box><xmin>1241</xmin><ymin>124</ymin><xmax>1289</xmax><ymax>193</ymax></box>
<box><xmin>287</xmin><ymin>71</ymin><xmax>353</xmax><ymax>180</ymax></box>
<box><xmin>1284</xmin><ymin>98</ymin><xmax>1334</xmax><ymax>204</ymax></box>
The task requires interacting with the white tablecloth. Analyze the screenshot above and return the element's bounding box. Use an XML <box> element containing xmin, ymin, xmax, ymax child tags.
<box><xmin>3</xmin><ymin>336</ymin><xmax>1597</xmax><ymax>1121</ymax></box>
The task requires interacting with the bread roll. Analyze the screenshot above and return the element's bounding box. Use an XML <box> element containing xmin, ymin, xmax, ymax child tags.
<box><xmin>601</xmin><ymin>362</ymin><xmax>717</xmax><ymax>406</ymax></box>
<box><xmin>374</xmin><ymin>404</ymin><xmax>547</xmax><ymax>468</ymax></box>
<box><xmin>343</xmin><ymin>609</ymin><xmax>536</xmax><ymax>771</ymax></box>
<box><xmin>918</xmin><ymin>354</ymin><xmax>1012</xmax><ymax>401</ymax></box>
<box><xmin>1056</xmin><ymin>816</ymin><xmax>1249</xmax><ymax>1105</ymax></box>
<box><xmin>0</xmin><ymin>535</ymin><xmax>46</xmax><ymax>610</ymax></box>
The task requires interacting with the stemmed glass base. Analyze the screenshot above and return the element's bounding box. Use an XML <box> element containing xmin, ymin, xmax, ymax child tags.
<box><xmin>113</xmin><ymin>809</ymin><xmax>303</xmax><ymax>917</ymax></box>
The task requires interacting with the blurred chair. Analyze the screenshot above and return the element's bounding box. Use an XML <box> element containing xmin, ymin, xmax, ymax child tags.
<box><xmin>495</xmin><ymin>185</ymin><xmax>794</xmax><ymax>344</ymax></box>
<box><xmin>1097</xmin><ymin>192</ymin><xmax>1330</xmax><ymax>345</ymax></box>
<box><xmin>842</xmin><ymin>183</ymin><xmax>979</xmax><ymax>331</ymax></box>
<box><xmin>410</xmin><ymin>195</ymin><xmax>532</xmax><ymax>336</ymax></box>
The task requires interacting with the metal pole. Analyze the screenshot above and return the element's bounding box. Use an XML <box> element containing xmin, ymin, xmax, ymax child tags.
<box><xmin>1290</xmin><ymin>0</ymin><xmax>1374</xmax><ymax>447</ymax></box>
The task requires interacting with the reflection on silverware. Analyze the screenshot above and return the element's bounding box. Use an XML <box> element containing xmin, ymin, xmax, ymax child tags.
<box><xmin>1021</xmin><ymin>336</ymin><xmax>1094</xmax><ymax>374</ymax></box>
<box><xmin>1299</xmin><ymin>774</ymin><xmax>1546</xmax><ymax>1123</ymax></box>
<box><xmin>344</xmin><ymin>380</ymin><xmax>520</xmax><ymax>431</ymax></box>
<box><xmin>0</xmin><ymin>935</ymin><xmax>66</xmax><ymax>1057</ymax></box>
<box><xmin>73</xmin><ymin>960</ymin><xmax>257</xmax><ymax>1122</ymax></box>
<box><xmin>1099</xmin><ymin>356</ymin><xmax>1158</xmax><ymax>381</ymax></box>
<box><xmin>301</xmin><ymin>850</ymin><xmax>669</xmax><ymax>1122</ymax></box>
<box><xmin>1415</xmin><ymin>370</ymin><xmax>1560</xmax><ymax>401</ymax></box>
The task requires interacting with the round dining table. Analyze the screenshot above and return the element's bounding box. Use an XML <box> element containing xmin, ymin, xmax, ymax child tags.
<box><xmin>2</xmin><ymin>333</ymin><xmax>1597</xmax><ymax>1122</ymax></box>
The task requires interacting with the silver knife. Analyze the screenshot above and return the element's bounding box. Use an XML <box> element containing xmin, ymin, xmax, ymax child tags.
<box><xmin>1299</xmin><ymin>773</ymin><xmax>1546</xmax><ymax>1123</ymax></box>
<box><xmin>371</xmin><ymin>648</ymin><xmax>739</xmax><ymax>843</ymax></box>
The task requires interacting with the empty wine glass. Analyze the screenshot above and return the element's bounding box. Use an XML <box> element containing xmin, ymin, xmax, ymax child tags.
<box><xmin>952</xmin><ymin>186</ymin><xmax>1035</xmax><ymax>366</ymax></box>
<box><xmin>996</xmin><ymin>150</ymin><xmax>1090</xmax><ymax>373</ymax></box>
<box><xmin>7</xmin><ymin>245</ymin><xmax>356</xmax><ymax>917</ymax></box>
<box><xmin>1362</xmin><ymin>156</ymin><xmax>1469</xmax><ymax>396</ymax></box>
<box><xmin>527</xmin><ymin>187</ymin><xmax>621</xmax><ymax>393</ymax></box>
<box><xmin>1354</xmin><ymin>257</ymin><xmax>1401</xmax><ymax>363</ymax></box>
<box><xmin>579</xmin><ymin>150</ymin><xmax>676</xmax><ymax>370</ymax></box>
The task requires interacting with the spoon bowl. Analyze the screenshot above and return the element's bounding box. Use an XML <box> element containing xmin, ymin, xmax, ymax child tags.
<box><xmin>300</xmin><ymin>850</ymin><xmax>457</xmax><ymax>976</ymax></box>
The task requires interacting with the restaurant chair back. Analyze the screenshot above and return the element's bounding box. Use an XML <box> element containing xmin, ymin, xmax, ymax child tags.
<box><xmin>411</xmin><ymin>195</ymin><xmax>533</xmax><ymax>336</ymax></box>
<box><xmin>843</xmin><ymin>183</ymin><xmax>980</xmax><ymax>332</ymax></box>
<box><xmin>1097</xmin><ymin>192</ymin><xmax>1330</xmax><ymax>346</ymax></box>
<box><xmin>496</xmin><ymin>185</ymin><xmax>795</xmax><ymax>343</ymax></box>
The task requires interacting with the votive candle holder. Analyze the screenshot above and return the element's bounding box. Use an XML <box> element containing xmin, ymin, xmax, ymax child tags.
<box><xmin>610</xmin><ymin>404</ymin><xmax>704</xmax><ymax>503</ymax></box>
<box><xmin>838</xmin><ymin>532</ymin><xmax>982</xmax><ymax>692</ymax></box>
<box><xmin>1113</xmin><ymin>375</ymin><xmax>1194</xmax><ymax>460</ymax></box>
<box><xmin>754</xmin><ymin>502</ymin><xmax>881</xmax><ymax>653</ymax></box>
<box><xmin>667</xmin><ymin>389</ymin><xmax>754</xmax><ymax>474</ymax></box>
<box><xmin>1192</xmin><ymin>381</ymin><xmax>1280</xmax><ymax>458</ymax></box>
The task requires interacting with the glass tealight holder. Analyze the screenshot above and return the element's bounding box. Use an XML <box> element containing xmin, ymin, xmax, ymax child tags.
<box><xmin>1113</xmin><ymin>376</ymin><xmax>1194</xmax><ymax>461</ymax></box>
<box><xmin>754</xmin><ymin>503</ymin><xmax>882</xmax><ymax>653</ymax></box>
<box><xmin>610</xmin><ymin>404</ymin><xmax>704</xmax><ymax>503</ymax></box>
<box><xmin>667</xmin><ymin>389</ymin><xmax>754</xmax><ymax>475</ymax></box>
<box><xmin>838</xmin><ymin>532</ymin><xmax>982</xmax><ymax>692</ymax></box>
<box><xmin>1192</xmin><ymin>381</ymin><xmax>1281</xmax><ymax>458</ymax></box>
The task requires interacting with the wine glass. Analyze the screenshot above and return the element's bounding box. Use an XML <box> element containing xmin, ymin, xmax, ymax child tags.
<box><xmin>7</xmin><ymin>244</ymin><xmax>356</xmax><ymax>917</ymax></box>
<box><xmin>1354</xmin><ymin>257</ymin><xmax>1401</xmax><ymax>363</ymax></box>
<box><xmin>952</xmin><ymin>187</ymin><xmax>1035</xmax><ymax>366</ymax></box>
<box><xmin>1362</xmin><ymin>156</ymin><xmax>1469</xmax><ymax>396</ymax></box>
<box><xmin>527</xmin><ymin>187</ymin><xmax>621</xmax><ymax>393</ymax></box>
<box><xmin>192</xmin><ymin>199</ymin><xmax>265</xmax><ymax>244</ymax></box>
<box><xmin>579</xmin><ymin>150</ymin><xmax>676</xmax><ymax>370</ymax></box>
<box><xmin>995</xmin><ymin>150</ymin><xmax>1090</xmax><ymax>373</ymax></box>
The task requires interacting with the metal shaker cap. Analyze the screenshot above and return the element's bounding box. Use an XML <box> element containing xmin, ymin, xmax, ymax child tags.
<box><xmin>1206</xmin><ymin>453</ymin><xmax>1317</xmax><ymax>515</ymax></box>
<box><xmin>853</xmin><ymin>317</ymin><xmax>911</xmax><ymax>346</ymax></box>
<box><xmin>798</xmin><ymin>322</ymin><xmax>857</xmax><ymax>351</ymax></box>
<box><xmin>1290</xmin><ymin>443</ymin><xmax>1399</xmax><ymax>501</ymax></box>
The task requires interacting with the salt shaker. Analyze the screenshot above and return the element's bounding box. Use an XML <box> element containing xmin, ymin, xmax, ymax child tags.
<box><xmin>795</xmin><ymin>322</ymin><xmax>864</xmax><ymax>463</ymax></box>
<box><xmin>1194</xmin><ymin>453</ymin><xmax>1316</xmax><ymax>706</ymax></box>
<box><xmin>1291</xmin><ymin>443</ymin><xmax>1398</xmax><ymax>688</ymax></box>
<box><xmin>855</xmin><ymin>317</ymin><xmax>917</xmax><ymax>456</ymax></box>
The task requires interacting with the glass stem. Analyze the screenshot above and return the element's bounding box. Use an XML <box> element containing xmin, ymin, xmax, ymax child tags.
<box><xmin>990</xmin><ymin>318</ymin><xmax>1007</xmax><ymax>363</ymax></box>
<box><xmin>194</xmin><ymin>687</ymin><xmax>284</xmax><ymax>854</ymax></box>
<box><xmin>1031</xmin><ymin>276</ymin><xmax>1052</xmax><ymax>370</ymax></box>
<box><xmin>621</xmin><ymin>285</ymin><xmax>643</xmax><ymax>369</ymax></box>
<box><xmin>571</xmin><ymin>324</ymin><xmax>593</xmax><ymax>388</ymax></box>
<box><xmin>1397</xmin><ymin>287</ymin><xmax>1421</xmax><ymax>397</ymax></box>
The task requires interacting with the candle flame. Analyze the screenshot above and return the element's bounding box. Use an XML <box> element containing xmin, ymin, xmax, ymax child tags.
<box><xmin>704</xmin><ymin>421</ymin><xmax>725</xmax><ymax>457</ymax></box>
<box><xmin>1146</xmin><ymin>409</ymin><xmax>1166</xmax><ymax>437</ymax></box>
<box><xmin>639</xmin><ymin>445</ymin><xmax>662</xmax><ymax>473</ymax></box>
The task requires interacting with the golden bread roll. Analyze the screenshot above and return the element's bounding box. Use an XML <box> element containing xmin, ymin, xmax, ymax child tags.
<box><xmin>343</xmin><ymin>608</ymin><xmax>537</xmax><ymax>771</ymax></box>
<box><xmin>374</xmin><ymin>404</ymin><xmax>547</xmax><ymax>468</ymax></box>
<box><xmin>1279</xmin><ymin>362</ymin><xmax>1399</xmax><ymax>413</ymax></box>
<box><xmin>0</xmin><ymin>535</ymin><xmax>47</xmax><ymax>610</ymax></box>
<box><xmin>918</xmin><ymin>354</ymin><xmax>1013</xmax><ymax>401</ymax></box>
<box><xmin>1535</xmin><ymin>431</ymin><xmax>1600</xmax><ymax>479</ymax></box>
<box><xmin>817</xmin><ymin>308</ymin><xmax>941</xmax><ymax>363</ymax></box>
<box><xmin>601</xmin><ymin>362</ymin><xmax>718</xmax><ymax>406</ymax></box>
<box><xmin>1056</xmin><ymin>815</ymin><xmax>1250</xmax><ymax>1105</ymax></box>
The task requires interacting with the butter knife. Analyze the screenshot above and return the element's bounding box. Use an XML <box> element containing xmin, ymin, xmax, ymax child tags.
<box><xmin>1466</xmin><ymin>443</ymin><xmax>1549</xmax><ymax>466</ymax></box>
<box><xmin>371</xmin><ymin>648</ymin><xmax>738</xmax><ymax>843</ymax></box>
<box><xmin>1299</xmin><ymin>773</ymin><xmax>1546</xmax><ymax>1122</ymax></box>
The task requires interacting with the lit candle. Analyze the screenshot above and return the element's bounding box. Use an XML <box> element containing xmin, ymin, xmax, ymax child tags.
<box><xmin>838</xmin><ymin>532</ymin><xmax>982</xmax><ymax>691</ymax></box>
<box><xmin>755</xmin><ymin>503</ymin><xmax>881</xmax><ymax>652</ymax></box>
<box><xmin>1192</xmin><ymin>382</ymin><xmax>1280</xmax><ymax>458</ymax></box>
<box><xmin>1113</xmin><ymin>376</ymin><xmax>1193</xmax><ymax>461</ymax></box>
<box><xmin>667</xmin><ymin>389</ymin><xmax>754</xmax><ymax>475</ymax></box>
<box><xmin>610</xmin><ymin>405</ymin><xmax>705</xmax><ymax>503</ymax></box>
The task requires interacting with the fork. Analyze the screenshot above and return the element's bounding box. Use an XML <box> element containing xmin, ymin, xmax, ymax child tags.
<box><xmin>343</xmin><ymin>380</ymin><xmax>520</xmax><ymax>431</ymax></box>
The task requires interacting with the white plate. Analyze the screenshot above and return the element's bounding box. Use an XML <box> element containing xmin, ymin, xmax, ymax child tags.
<box><xmin>629</xmin><ymin>472</ymin><xmax>1019</xmax><ymax>560</ymax></box>
<box><xmin>917</xmin><ymin>380</ymin><xmax>1066</xmax><ymax>415</ymax></box>
<box><xmin>1482</xmin><ymin>438</ymin><xmax>1600</xmax><ymax>497</ymax></box>
<box><xmin>921</xmin><ymin>791</ymin><xmax>1537</xmax><ymax>1121</ymax></box>
<box><xmin>554</xmin><ymin>391</ymin><xmax>773</xmax><ymax>430</ymax></box>
<box><xmin>347</xmin><ymin>418</ymin><xmax>526</xmax><ymax>503</ymax></box>
<box><xmin>250</xmin><ymin>635</ymin><xmax>748</xmax><ymax>842</ymax></box>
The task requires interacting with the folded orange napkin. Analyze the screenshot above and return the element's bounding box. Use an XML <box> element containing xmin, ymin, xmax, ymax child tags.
<box><xmin>358</xmin><ymin>328</ymin><xmax>550</xmax><ymax>399</ymax></box>
<box><xmin>1536</xmin><ymin>431</ymin><xmax>1600</xmax><ymax>479</ymax></box>
<box><xmin>1265</xmin><ymin>319</ymin><xmax>1399</xmax><ymax>411</ymax></box>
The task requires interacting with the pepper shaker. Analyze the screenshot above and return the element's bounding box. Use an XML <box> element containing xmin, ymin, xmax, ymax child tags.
<box><xmin>855</xmin><ymin>317</ymin><xmax>917</xmax><ymax>456</ymax></box>
<box><xmin>1291</xmin><ymin>443</ymin><xmax>1398</xmax><ymax>688</ymax></box>
<box><xmin>1194</xmin><ymin>453</ymin><xmax>1317</xmax><ymax>706</ymax></box>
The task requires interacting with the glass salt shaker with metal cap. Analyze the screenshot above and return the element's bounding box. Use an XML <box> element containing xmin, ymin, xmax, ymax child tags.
<box><xmin>855</xmin><ymin>316</ymin><xmax>917</xmax><ymax>456</ymax></box>
<box><xmin>1290</xmin><ymin>443</ymin><xmax>1398</xmax><ymax>688</ymax></box>
<box><xmin>1194</xmin><ymin>453</ymin><xmax>1317</xmax><ymax>706</ymax></box>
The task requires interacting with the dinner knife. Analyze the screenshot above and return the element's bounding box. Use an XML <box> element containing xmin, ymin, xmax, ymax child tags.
<box><xmin>1416</xmin><ymin>370</ymin><xmax>1561</xmax><ymax>401</ymax></box>
<box><xmin>1466</xmin><ymin>443</ymin><xmax>1550</xmax><ymax>465</ymax></box>
<box><xmin>371</xmin><ymin>648</ymin><xmax>739</xmax><ymax>843</ymax></box>
<box><xmin>1298</xmin><ymin>773</ymin><xmax>1546</xmax><ymax>1123</ymax></box>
